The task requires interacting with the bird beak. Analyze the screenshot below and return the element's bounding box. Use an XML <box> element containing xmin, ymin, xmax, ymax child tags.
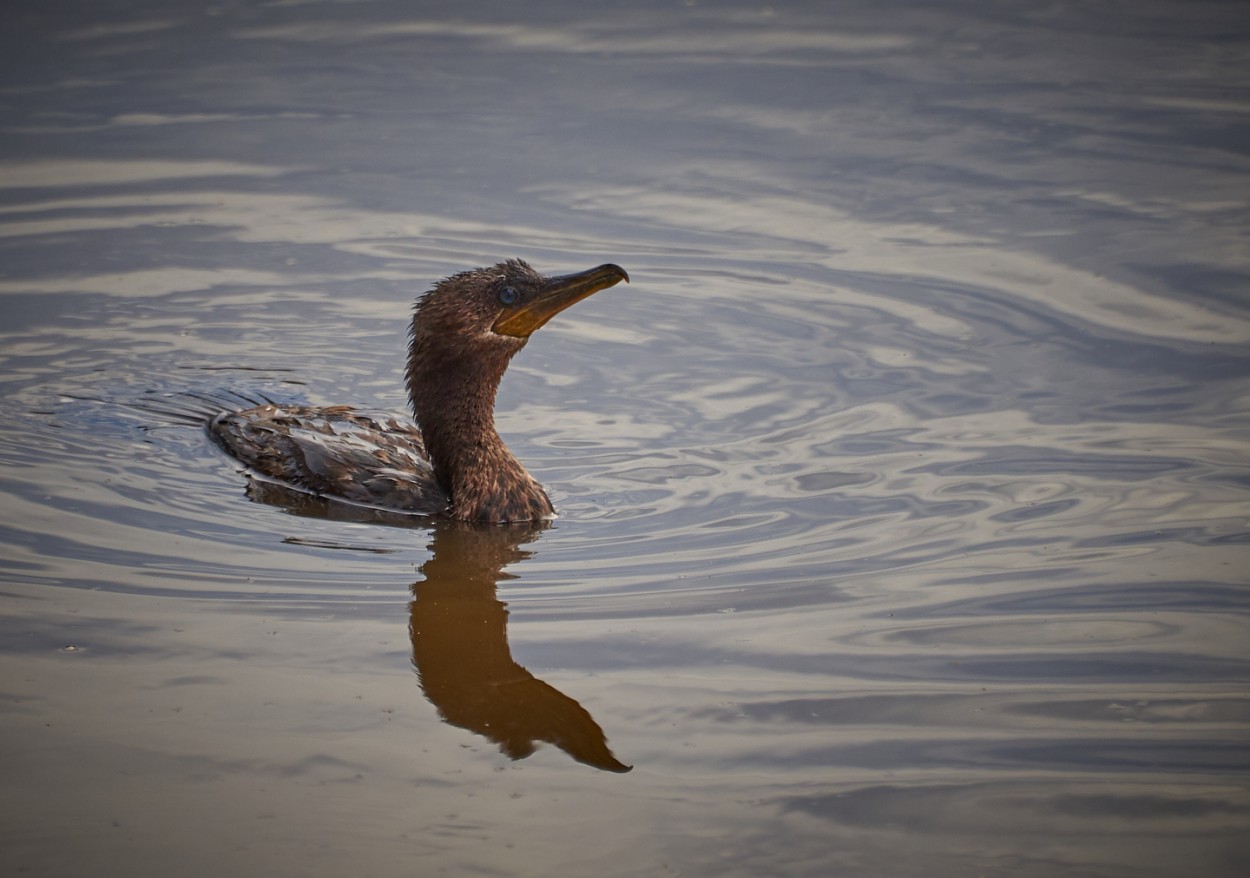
<box><xmin>493</xmin><ymin>263</ymin><xmax>629</xmax><ymax>338</ymax></box>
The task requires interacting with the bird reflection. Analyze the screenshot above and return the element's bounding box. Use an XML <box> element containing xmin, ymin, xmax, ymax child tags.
<box><xmin>409</xmin><ymin>520</ymin><xmax>632</xmax><ymax>773</ymax></box>
<box><xmin>207</xmin><ymin>478</ymin><xmax>629</xmax><ymax>771</ymax></box>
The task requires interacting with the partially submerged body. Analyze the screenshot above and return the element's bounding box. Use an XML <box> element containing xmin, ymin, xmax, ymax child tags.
<box><xmin>209</xmin><ymin>260</ymin><xmax>629</xmax><ymax>523</ymax></box>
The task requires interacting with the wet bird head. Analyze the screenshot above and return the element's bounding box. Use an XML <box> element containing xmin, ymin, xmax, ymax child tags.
<box><xmin>408</xmin><ymin>259</ymin><xmax>629</xmax><ymax>382</ymax></box>
<box><xmin>410</xmin><ymin>259</ymin><xmax>628</xmax><ymax>354</ymax></box>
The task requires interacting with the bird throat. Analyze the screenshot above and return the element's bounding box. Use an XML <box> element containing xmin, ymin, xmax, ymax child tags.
<box><xmin>408</xmin><ymin>346</ymin><xmax>552</xmax><ymax>523</ymax></box>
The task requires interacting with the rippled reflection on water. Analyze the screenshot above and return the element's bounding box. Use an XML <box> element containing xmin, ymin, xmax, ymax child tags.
<box><xmin>2</xmin><ymin>1</ymin><xmax>1249</xmax><ymax>876</ymax></box>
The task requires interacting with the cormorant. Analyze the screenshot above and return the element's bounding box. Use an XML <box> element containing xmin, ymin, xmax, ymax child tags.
<box><xmin>209</xmin><ymin>260</ymin><xmax>629</xmax><ymax>523</ymax></box>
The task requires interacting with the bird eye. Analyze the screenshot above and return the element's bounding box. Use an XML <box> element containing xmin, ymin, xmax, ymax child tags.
<box><xmin>498</xmin><ymin>286</ymin><xmax>518</xmax><ymax>306</ymax></box>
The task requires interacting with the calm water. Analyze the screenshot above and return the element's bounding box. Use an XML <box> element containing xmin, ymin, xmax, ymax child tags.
<box><xmin>3</xmin><ymin>1</ymin><xmax>1249</xmax><ymax>875</ymax></box>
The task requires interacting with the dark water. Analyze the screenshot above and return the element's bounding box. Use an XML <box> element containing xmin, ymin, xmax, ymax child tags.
<box><xmin>3</xmin><ymin>1</ymin><xmax>1249</xmax><ymax>875</ymax></box>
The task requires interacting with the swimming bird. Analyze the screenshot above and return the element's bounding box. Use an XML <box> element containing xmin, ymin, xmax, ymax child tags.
<box><xmin>209</xmin><ymin>260</ymin><xmax>629</xmax><ymax>523</ymax></box>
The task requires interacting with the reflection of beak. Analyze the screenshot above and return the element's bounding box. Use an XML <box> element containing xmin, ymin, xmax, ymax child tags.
<box><xmin>493</xmin><ymin>263</ymin><xmax>630</xmax><ymax>338</ymax></box>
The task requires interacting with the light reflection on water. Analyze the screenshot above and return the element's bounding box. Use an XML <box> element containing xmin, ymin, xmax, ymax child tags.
<box><xmin>2</xmin><ymin>1</ymin><xmax>1249</xmax><ymax>876</ymax></box>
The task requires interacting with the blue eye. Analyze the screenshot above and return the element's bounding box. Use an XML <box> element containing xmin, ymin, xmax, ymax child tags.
<box><xmin>498</xmin><ymin>286</ymin><xmax>518</xmax><ymax>306</ymax></box>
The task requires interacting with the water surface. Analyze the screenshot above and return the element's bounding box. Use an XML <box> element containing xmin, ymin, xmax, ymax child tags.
<box><xmin>2</xmin><ymin>2</ymin><xmax>1249</xmax><ymax>876</ymax></box>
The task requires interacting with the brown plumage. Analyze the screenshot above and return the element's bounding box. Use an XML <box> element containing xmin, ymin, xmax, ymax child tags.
<box><xmin>210</xmin><ymin>259</ymin><xmax>629</xmax><ymax>523</ymax></box>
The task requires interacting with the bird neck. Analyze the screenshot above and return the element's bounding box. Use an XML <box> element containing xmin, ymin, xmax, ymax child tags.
<box><xmin>407</xmin><ymin>354</ymin><xmax>553</xmax><ymax>523</ymax></box>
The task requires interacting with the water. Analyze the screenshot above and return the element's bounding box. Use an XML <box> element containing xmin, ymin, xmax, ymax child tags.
<box><xmin>2</xmin><ymin>1</ymin><xmax>1249</xmax><ymax>875</ymax></box>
